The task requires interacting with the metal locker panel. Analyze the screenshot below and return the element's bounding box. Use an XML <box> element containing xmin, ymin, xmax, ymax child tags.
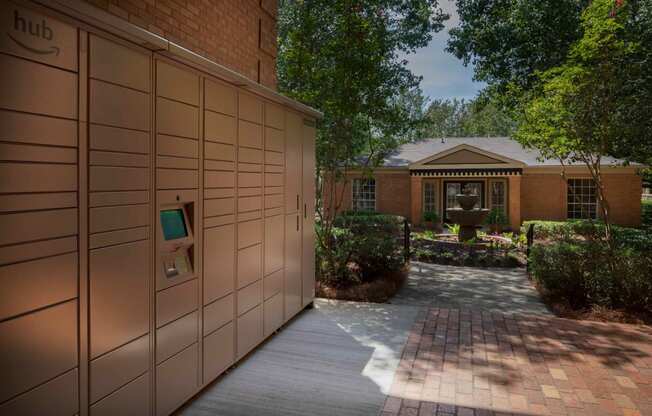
<box><xmin>285</xmin><ymin>112</ymin><xmax>302</xmax><ymax>213</ymax></box>
<box><xmin>205</xmin><ymin>170</ymin><xmax>235</xmax><ymax>189</ymax></box>
<box><xmin>0</xmin><ymin>109</ymin><xmax>77</xmax><ymax>147</ymax></box>
<box><xmin>89</xmin><ymin>226</ymin><xmax>149</xmax><ymax>250</ymax></box>
<box><xmin>0</xmin><ymin>368</ymin><xmax>78</xmax><ymax>416</ymax></box>
<box><xmin>156</xmin><ymin>343</ymin><xmax>198</xmax><ymax>416</ymax></box>
<box><xmin>237</xmin><ymin>244</ymin><xmax>262</xmax><ymax>289</ymax></box>
<box><xmin>265</xmin><ymin>165</ymin><xmax>284</xmax><ymax>174</ymax></box>
<box><xmin>205</xmin><ymin>188</ymin><xmax>235</xmax><ymax>199</ymax></box>
<box><xmin>238</xmin><ymin>195</ymin><xmax>262</xmax><ymax>214</ymax></box>
<box><xmin>156</xmin><ymin>97</ymin><xmax>199</xmax><ymax>139</ymax></box>
<box><xmin>265</xmin><ymin>186</ymin><xmax>284</xmax><ymax>196</ymax></box>
<box><xmin>205</xmin><ymin>79</ymin><xmax>237</xmax><ymax>116</ymax></box>
<box><xmin>205</xmin><ymin>111</ymin><xmax>236</xmax><ymax>144</ymax></box>
<box><xmin>265</xmin><ymin>207</ymin><xmax>283</xmax><ymax>218</ymax></box>
<box><xmin>90</xmin><ymin>80</ymin><xmax>149</xmax><ymax>131</ymax></box>
<box><xmin>265</xmin><ymin>194</ymin><xmax>284</xmax><ymax>210</ymax></box>
<box><xmin>238</xmin><ymin>172</ymin><xmax>262</xmax><ymax>188</ymax></box>
<box><xmin>156</xmin><ymin>168</ymin><xmax>199</xmax><ymax>190</ymax></box>
<box><xmin>265</xmin><ymin>150</ymin><xmax>284</xmax><ymax>166</ymax></box>
<box><xmin>0</xmin><ymin>300</ymin><xmax>77</xmax><ymax>403</ymax></box>
<box><xmin>89</xmin><ymin>204</ymin><xmax>149</xmax><ymax>234</ymax></box>
<box><xmin>237</xmin><ymin>280</ymin><xmax>262</xmax><ymax>316</ymax></box>
<box><xmin>240</xmin><ymin>187</ymin><xmax>262</xmax><ymax>197</ymax></box>
<box><xmin>237</xmin><ymin>219</ymin><xmax>263</xmax><ymax>249</ymax></box>
<box><xmin>156</xmin><ymin>279</ymin><xmax>198</xmax><ymax>328</ymax></box>
<box><xmin>238</xmin><ymin>92</ymin><xmax>263</xmax><ymax>124</ymax></box>
<box><xmin>239</xmin><ymin>147</ymin><xmax>263</xmax><ymax>164</ymax></box>
<box><xmin>0</xmin><ymin>54</ymin><xmax>77</xmax><ymax>119</ymax></box>
<box><xmin>264</xmin><ymin>215</ymin><xmax>284</xmax><ymax>275</ymax></box>
<box><xmin>0</xmin><ymin>163</ymin><xmax>77</xmax><ymax>193</ymax></box>
<box><xmin>264</xmin><ymin>292</ymin><xmax>284</xmax><ymax>337</ymax></box>
<box><xmin>239</xmin><ymin>210</ymin><xmax>262</xmax><ymax>222</ymax></box>
<box><xmin>156</xmin><ymin>311</ymin><xmax>198</xmax><ymax>364</ymax></box>
<box><xmin>90</xmin><ymin>372</ymin><xmax>150</xmax><ymax>416</ymax></box>
<box><xmin>0</xmin><ymin>142</ymin><xmax>76</xmax><ymax>164</ymax></box>
<box><xmin>90</xmin><ymin>191</ymin><xmax>149</xmax><ymax>208</ymax></box>
<box><xmin>90</xmin><ymin>240</ymin><xmax>149</xmax><ymax>358</ymax></box>
<box><xmin>263</xmin><ymin>268</ymin><xmax>283</xmax><ymax>300</ymax></box>
<box><xmin>157</xmin><ymin>155</ymin><xmax>198</xmax><ymax>170</ymax></box>
<box><xmin>90</xmin><ymin>334</ymin><xmax>149</xmax><ymax>404</ymax></box>
<box><xmin>0</xmin><ymin>208</ymin><xmax>77</xmax><ymax>247</ymax></box>
<box><xmin>205</xmin><ymin>160</ymin><xmax>235</xmax><ymax>171</ymax></box>
<box><xmin>90</xmin><ymin>35</ymin><xmax>150</xmax><ymax>92</ymax></box>
<box><xmin>157</xmin><ymin>60</ymin><xmax>199</xmax><ymax>106</ymax></box>
<box><xmin>238</xmin><ymin>162</ymin><xmax>263</xmax><ymax>173</ymax></box>
<box><xmin>90</xmin><ymin>123</ymin><xmax>148</xmax><ymax>154</ymax></box>
<box><xmin>302</xmin><ymin>124</ymin><xmax>317</xmax><ymax>305</ymax></box>
<box><xmin>203</xmin><ymin>294</ymin><xmax>234</xmax><ymax>335</ymax></box>
<box><xmin>0</xmin><ymin>237</ymin><xmax>77</xmax><ymax>267</ymax></box>
<box><xmin>205</xmin><ymin>142</ymin><xmax>235</xmax><ymax>161</ymax></box>
<box><xmin>157</xmin><ymin>134</ymin><xmax>199</xmax><ymax>158</ymax></box>
<box><xmin>284</xmin><ymin>213</ymin><xmax>302</xmax><ymax>320</ymax></box>
<box><xmin>204</xmin><ymin>197</ymin><xmax>235</xmax><ymax>217</ymax></box>
<box><xmin>90</xmin><ymin>166</ymin><xmax>149</xmax><ymax>191</ymax></box>
<box><xmin>265</xmin><ymin>127</ymin><xmax>284</xmax><ymax>153</ymax></box>
<box><xmin>90</xmin><ymin>151</ymin><xmax>148</xmax><ymax>168</ymax></box>
<box><xmin>265</xmin><ymin>173</ymin><xmax>283</xmax><ymax>187</ymax></box>
<box><xmin>0</xmin><ymin>2</ymin><xmax>77</xmax><ymax>70</ymax></box>
<box><xmin>237</xmin><ymin>304</ymin><xmax>263</xmax><ymax>358</ymax></box>
<box><xmin>239</xmin><ymin>120</ymin><xmax>263</xmax><ymax>149</ymax></box>
<box><xmin>0</xmin><ymin>192</ymin><xmax>76</xmax><ymax>213</ymax></box>
<box><xmin>265</xmin><ymin>102</ymin><xmax>285</xmax><ymax>130</ymax></box>
<box><xmin>204</xmin><ymin>214</ymin><xmax>235</xmax><ymax>229</ymax></box>
<box><xmin>203</xmin><ymin>224</ymin><xmax>235</xmax><ymax>304</ymax></box>
<box><xmin>203</xmin><ymin>321</ymin><xmax>234</xmax><ymax>382</ymax></box>
<box><xmin>0</xmin><ymin>252</ymin><xmax>77</xmax><ymax>321</ymax></box>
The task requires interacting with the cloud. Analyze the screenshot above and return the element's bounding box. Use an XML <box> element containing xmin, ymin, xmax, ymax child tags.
<box><xmin>400</xmin><ymin>0</ymin><xmax>485</xmax><ymax>101</ymax></box>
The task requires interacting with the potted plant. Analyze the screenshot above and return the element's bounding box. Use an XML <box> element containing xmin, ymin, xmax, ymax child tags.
<box><xmin>485</xmin><ymin>208</ymin><xmax>508</xmax><ymax>234</ymax></box>
<box><xmin>423</xmin><ymin>211</ymin><xmax>441</xmax><ymax>232</ymax></box>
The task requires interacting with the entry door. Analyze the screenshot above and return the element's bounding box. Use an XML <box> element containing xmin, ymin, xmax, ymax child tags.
<box><xmin>443</xmin><ymin>181</ymin><xmax>483</xmax><ymax>222</ymax></box>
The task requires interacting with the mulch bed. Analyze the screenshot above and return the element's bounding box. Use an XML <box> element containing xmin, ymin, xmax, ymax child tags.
<box><xmin>316</xmin><ymin>268</ymin><xmax>408</xmax><ymax>303</ymax></box>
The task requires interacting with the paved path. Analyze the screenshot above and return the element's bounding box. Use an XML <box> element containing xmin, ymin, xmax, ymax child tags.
<box><xmin>180</xmin><ymin>300</ymin><xmax>419</xmax><ymax>416</ymax></box>
<box><xmin>391</xmin><ymin>262</ymin><xmax>550</xmax><ymax>315</ymax></box>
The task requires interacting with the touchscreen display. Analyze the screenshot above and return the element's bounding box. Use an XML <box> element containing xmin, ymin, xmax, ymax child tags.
<box><xmin>160</xmin><ymin>209</ymin><xmax>188</xmax><ymax>240</ymax></box>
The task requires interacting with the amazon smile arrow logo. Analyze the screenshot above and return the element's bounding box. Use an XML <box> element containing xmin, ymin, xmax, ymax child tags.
<box><xmin>8</xmin><ymin>10</ymin><xmax>60</xmax><ymax>56</ymax></box>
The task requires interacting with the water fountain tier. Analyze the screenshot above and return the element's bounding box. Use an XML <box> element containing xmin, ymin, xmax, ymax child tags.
<box><xmin>446</xmin><ymin>192</ymin><xmax>489</xmax><ymax>242</ymax></box>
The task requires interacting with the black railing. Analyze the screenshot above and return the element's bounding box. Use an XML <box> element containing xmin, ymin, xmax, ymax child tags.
<box><xmin>526</xmin><ymin>223</ymin><xmax>535</xmax><ymax>271</ymax></box>
<box><xmin>404</xmin><ymin>219</ymin><xmax>411</xmax><ymax>263</ymax></box>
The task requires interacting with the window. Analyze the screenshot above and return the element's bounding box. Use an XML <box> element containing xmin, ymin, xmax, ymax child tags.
<box><xmin>567</xmin><ymin>178</ymin><xmax>597</xmax><ymax>219</ymax></box>
<box><xmin>490</xmin><ymin>181</ymin><xmax>507</xmax><ymax>214</ymax></box>
<box><xmin>352</xmin><ymin>178</ymin><xmax>376</xmax><ymax>211</ymax></box>
<box><xmin>423</xmin><ymin>182</ymin><xmax>437</xmax><ymax>213</ymax></box>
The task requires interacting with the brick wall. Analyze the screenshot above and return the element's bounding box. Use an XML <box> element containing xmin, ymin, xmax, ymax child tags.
<box><xmin>602</xmin><ymin>173</ymin><xmax>642</xmax><ymax>227</ymax></box>
<box><xmin>82</xmin><ymin>0</ymin><xmax>279</xmax><ymax>89</ymax></box>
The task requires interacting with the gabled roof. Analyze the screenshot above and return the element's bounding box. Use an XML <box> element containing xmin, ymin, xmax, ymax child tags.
<box><xmin>381</xmin><ymin>137</ymin><xmax>628</xmax><ymax>168</ymax></box>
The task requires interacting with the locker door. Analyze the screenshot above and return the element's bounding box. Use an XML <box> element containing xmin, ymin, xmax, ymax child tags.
<box><xmin>301</xmin><ymin>122</ymin><xmax>316</xmax><ymax>306</ymax></box>
<box><xmin>284</xmin><ymin>111</ymin><xmax>303</xmax><ymax>320</ymax></box>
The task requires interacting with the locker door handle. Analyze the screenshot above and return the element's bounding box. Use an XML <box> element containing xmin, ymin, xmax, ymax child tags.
<box><xmin>296</xmin><ymin>194</ymin><xmax>299</xmax><ymax>211</ymax></box>
<box><xmin>296</xmin><ymin>215</ymin><xmax>299</xmax><ymax>231</ymax></box>
<box><xmin>304</xmin><ymin>203</ymin><xmax>307</xmax><ymax>218</ymax></box>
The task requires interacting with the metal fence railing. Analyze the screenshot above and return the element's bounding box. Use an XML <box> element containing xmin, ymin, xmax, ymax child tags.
<box><xmin>404</xmin><ymin>219</ymin><xmax>411</xmax><ymax>263</ymax></box>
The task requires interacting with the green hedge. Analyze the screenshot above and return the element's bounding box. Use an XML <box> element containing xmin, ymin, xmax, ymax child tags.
<box><xmin>643</xmin><ymin>199</ymin><xmax>652</xmax><ymax>229</ymax></box>
<box><xmin>530</xmin><ymin>241</ymin><xmax>652</xmax><ymax>311</ymax></box>
<box><xmin>317</xmin><ymin>212</ymin><xmax>406</xmax><ymax>286</ymax></box>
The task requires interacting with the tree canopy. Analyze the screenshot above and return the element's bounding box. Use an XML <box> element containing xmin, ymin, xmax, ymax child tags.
<box><xmin>278</xmin><ymin>0</ymin><xmax>448</xmax><ymax>171</ymax></box>
<box><xmin>425</xmin><ymin>97</ymin><xmax>515</xmax><ymax>138</ymax></box>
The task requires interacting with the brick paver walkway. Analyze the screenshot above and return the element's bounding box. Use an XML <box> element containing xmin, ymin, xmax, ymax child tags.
<box><xmin>381</xmin><ymin>308</ymin><xmax>652</xmax><ymax>416</ymax></box>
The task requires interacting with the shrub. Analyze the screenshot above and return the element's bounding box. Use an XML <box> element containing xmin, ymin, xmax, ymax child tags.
<box><xmin>446</xmin><ymin>223</ymin><xmax>460</xmax><ymax>235</ymax></box>
<box><xmin>423</xmin><ymin>211</ymin><xmax>440</xmax><ymax>223</ymax></box>
<box><xmin>485</xmin><ymin>208</ymin><xmax>508</xmax><ymax>226</ymax></box>
<box><xmin>643</xmin><ymin>199</ymin><xmax>652</xmax><ymax>229</ymax></box>
<box><xmin>317</xmin><ymin>213</ymin><xmax>406</xmax><ymax>287</ymax></box>
<box><xmin>529</xmin><ymin>240</ymin><xmax>652</xmax><ymax>312</ymax></box>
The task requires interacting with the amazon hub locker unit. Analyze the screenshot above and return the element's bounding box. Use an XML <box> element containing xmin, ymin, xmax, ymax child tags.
<box><xmin>0</xmin><ymin>2</ymin><xmax>319</xmax><ymax>415</ymax></box>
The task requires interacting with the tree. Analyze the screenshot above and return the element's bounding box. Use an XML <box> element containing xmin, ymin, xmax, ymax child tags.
<box><xmin>447</xmin><ymin>0</ymin><xmax>590</xmax><ymax>106</ymax></box>
<box><xmin>277</xmin><ymin>0</ymin><xmax>447</xmax><ymax>280</ymax></box>
<box><xmin>516</xmin><ymin>0</ymin><xmax>652</xmax><ymax>241</ymax></box>
<box><xmin>424</xmin><ymin>97</ymin><xmax>515</xmax><ymax>138</ymax></box>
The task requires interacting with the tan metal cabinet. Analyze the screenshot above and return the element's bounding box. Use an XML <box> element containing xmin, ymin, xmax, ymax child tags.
<box><xmin>0</xmin><ymin>4</ymin><xmax>318</xmax><ymax>415</ymax></box>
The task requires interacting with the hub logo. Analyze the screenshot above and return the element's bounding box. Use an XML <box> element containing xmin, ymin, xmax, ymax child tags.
<box><xmin>8</xmin><ymin>9</ymin><xmax>60</xmax><ymax>56</ymax></box>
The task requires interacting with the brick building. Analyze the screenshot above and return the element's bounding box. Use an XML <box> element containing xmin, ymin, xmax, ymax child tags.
<box><xmin>329</xmin><ymin>137</ymin><xmax>643</xmax><ymax>230</ymax></box>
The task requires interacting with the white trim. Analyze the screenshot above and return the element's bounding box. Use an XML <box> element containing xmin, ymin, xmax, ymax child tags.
<box><xmin>409</xmin><ymin>144</ymin><xmax>526</xmax><ymax>169</ymax></box>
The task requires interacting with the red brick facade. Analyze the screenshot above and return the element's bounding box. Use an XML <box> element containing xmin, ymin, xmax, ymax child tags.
<box><xmin>82</xmin><ymin>0</ymin><xmax>279</xmax><ymax>89</ymax></box>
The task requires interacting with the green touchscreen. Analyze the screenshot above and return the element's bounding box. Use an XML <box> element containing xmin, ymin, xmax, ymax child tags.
<box><xmin>160</xmin><ymin>209</ymin><xmax>188</xmax><ymax>240</ymax></box>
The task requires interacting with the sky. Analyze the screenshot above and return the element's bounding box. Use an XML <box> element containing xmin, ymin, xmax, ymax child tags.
<box><xmin>401</xmin><ymin>0</ymin><xmax>485</xmax><ymax>102</ymax></box>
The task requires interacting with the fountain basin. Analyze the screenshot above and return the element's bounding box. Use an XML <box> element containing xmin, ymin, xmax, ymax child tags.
<box><xmin>446</xmin><ymin>208</ymin><xmax>489</xmax><ymax>242</ymax></box>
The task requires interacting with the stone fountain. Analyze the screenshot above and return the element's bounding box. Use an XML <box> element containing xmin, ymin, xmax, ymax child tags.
<box><xmin>446</xmin><ymin>186</ymin><xmax>490</xmax><ymax>242</ymax></box>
